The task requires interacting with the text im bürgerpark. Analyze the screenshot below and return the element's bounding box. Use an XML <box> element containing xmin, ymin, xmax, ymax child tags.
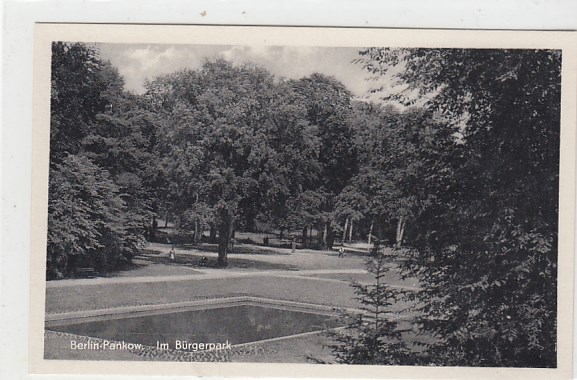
<box><xmin>70</xmin><ymin>340</ymin><xmax>232</xmax><ymax>351</ymax></box>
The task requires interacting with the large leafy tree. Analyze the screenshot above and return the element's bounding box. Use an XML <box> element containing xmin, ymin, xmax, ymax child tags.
<box><xmin>50</xmin><ymin>42</ymin><xmax>110</xmax><ymax>163</ymax></box>
<box><xmin>251</xmin><ymin>80</ymin><xmax>322</xmax><ymax>239</ymax></box>
<box><xmin>151</xmin><ymin>59</ymin><xmax>321</xmax><ymax>265</ymax></box>
<box><xmin>339</xmin><ymin>101</ymin><xmax>440</xmax><ymax>246</ymax></box>
<box><xmin>47</xmin><ymin>155</ymin><xmax>134</xmax><ymax>277</ymax></box>
<box><xmin>294</xmin><ymin>73</ymin><xmax>357</xmax><ymax>195</ymax></box>
<box><xmin>355</xmin><ymin>48</ymin><xmax>560</xmax><ymax>366</ymax></box>
<box><xmin>150</xmin><ymin>68</ymin><xmax>362</xmax><ymax>253</ymax></box>
<box><xmin>291</xmin><ymin>74</ymin><xmax>357</xmax><ymax>247</ymax></box>
<box><xmin>48</xmin><ymin>42</ymin><xmax>152</xmax><ymax>277</ymax></box>
<box><xmin>81</xmin><ymin>78</ymin><xmax>157</xmax><ymax>244</ymax></box>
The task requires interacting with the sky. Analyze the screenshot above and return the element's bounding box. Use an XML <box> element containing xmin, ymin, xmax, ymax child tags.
<box><xmin>97</xmin><ymin>43</ymin><xmax>394</xmax><ymax>101</ymax></box>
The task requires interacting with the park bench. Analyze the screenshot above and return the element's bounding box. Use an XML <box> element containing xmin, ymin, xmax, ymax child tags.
<box><xmin>75</xmin><ymin>267</ymin><xmax>98</xmax><ymax>278</ymax></box>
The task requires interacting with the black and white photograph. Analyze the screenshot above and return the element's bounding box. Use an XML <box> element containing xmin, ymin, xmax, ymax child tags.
<box><xmin>28</xmin><ymin>24</ymin><xmax>577</xmax><ymax>378</ymax></box>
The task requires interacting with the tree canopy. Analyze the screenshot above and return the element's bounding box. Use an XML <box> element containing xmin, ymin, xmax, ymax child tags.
<box><xmin>354</xmin><ymin>47</ymin><xmax>560</xmax><ymax>367</ymax></box>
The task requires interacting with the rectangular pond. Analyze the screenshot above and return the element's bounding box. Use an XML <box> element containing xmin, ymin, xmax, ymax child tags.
<box><xmin>47</xmin><ymin>304</ymin><xmax>340</xmax><ymax>350</ymax></box>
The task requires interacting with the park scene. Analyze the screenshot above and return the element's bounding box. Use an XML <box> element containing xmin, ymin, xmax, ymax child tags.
<box><xmin>45</xmin><ymin>42</ymin><xmax>560</xmax><ymax>367</ymax></box>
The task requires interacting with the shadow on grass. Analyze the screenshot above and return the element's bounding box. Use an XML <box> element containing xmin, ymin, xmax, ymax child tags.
<box><xmin>142</xmin><ymin>249</ymin><xmax>299</xmax><ymax>271</ymax></box>
<box><xmin>94</xmin><ymin>249</ymin><xmax>166</xmax><ymax>278</ymax></box>
<box><xmin>177</xmin><ymin>243</ymin><xmax>294</xmax><ymax>255</ymax></box>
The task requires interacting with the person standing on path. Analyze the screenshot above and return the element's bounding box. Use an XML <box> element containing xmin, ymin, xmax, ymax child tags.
<box><xmin>167</xmin><ymin>238</ymin><xmax>176</xmax><ymax>261</ymax></box>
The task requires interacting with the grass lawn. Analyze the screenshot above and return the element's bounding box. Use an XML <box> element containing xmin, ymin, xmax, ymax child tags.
<box><xmin>46</xmin><ymin>275</ymin><xmax>360</xmax><ymax>314</ymax></box>
<box><xmin>45</xmin><ymin>242</ymin><xmax>421</xmax><ymax>363</ymax></box>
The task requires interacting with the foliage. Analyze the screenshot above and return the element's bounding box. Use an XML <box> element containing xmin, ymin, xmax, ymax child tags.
<box><xmin>48</xmin><ymin>42</ymin><xmax>152</xmax><ymax>277</ymax></box>
<box><xmin>147</xmin><ymin>62</ymin><xmax>360</xmax><ymax>260</ymax></box>
<box><xmin>339</xmin><ymin>101</ymin><xmax>442</xmax><ymax>244</ymax></box>
<box><xmin>293</xmin><ymin>73</ymin><xmax>357</xmax><ymax>195</ymax></box>
<box><xmin>355</xmin><ymin>48</ymin><xmax>560</xmax><ymax>367</ymax></box>
<box><xmin>289</xmin><ymin>74</ymin><xmax>358</xmax><ymax>247</ymax></box>
<box><xmin>50</xmin><ymin>43</ymin><xmax>111</xmax><ymax>163</ymax></box>
<box><xmin>47</xmin><ymin>154</ymin><xmax>140</xmax><ymax>278</ymax></box>
<box><xmin>149</xmin><ymin>60</ymin><xmax>300</xmax><ymax>264</ymax></box>
<box><xmin>248</xmin><ymin>79</ymin><xmax>322</xmax><ymax>234</ymax></box>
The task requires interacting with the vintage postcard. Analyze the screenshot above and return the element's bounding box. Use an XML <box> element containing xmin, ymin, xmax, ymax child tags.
<box><xmin>30</xmin><ymin>24</ymin><xmax>577</xmax><ymax>378</ymax></box>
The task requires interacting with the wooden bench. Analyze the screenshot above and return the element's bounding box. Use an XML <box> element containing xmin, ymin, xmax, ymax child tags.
<box><xmin>76</xmin><ymin>267</ymin><xmax>98</xmax><ymax>278</ymax></box>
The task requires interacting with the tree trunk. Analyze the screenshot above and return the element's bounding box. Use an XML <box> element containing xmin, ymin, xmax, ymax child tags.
<box><xmin>342</xmin><ymin>218</ymin><xmax>349</xmax><ymax>244</ymax></box>
<box><xmin>217</xmin><ymin>211</ymin><xmax>233</xmax><ymax>267</ymax></box>
<box><xmin>193</xmin><ymin>220</ymin><xmax>199</xmax><ymax>244</ymax></box>
<box><xmin>349</xmin><ymin>219</ymin><xmax>354</xmax><ymax>243</ymax></box>
<box><xmin>322</xmin><ymin>222</ymin><xmax>328</xmax><ymax>248</ymax></box>
<box><xmin>217</xmin><ymin>232</ymin><xmax>228</xmax><ymax>267</ymax></box>
<box><xmin>368</xmin><ymin>219</ymin><xmax>374</xmax><ymax>246</ymax></box>
<box><xmin>228</xmin><ymin>227</ymin><xmax>235</xmax><ymax>253</ymax></box>
<box><xmin>279</xmin><ymin>228</ymin><xmax>284</xmax><ymax>241</ymax></box>
<box><xmin>164</xmin><ymin>211</ymin><xmax>169</xmax><ymax>228</ymax></box>
<box><xmin>396</xmin><ymin>216</ymin><xmax>406</xmax><ymax>247</ymax></box>
<box><xmin>326</xmin><ymin>221</ymin><xmax>335</xmax><ymax>250</ymax></box>
<box><xmin>151</xmin><ymin>216</ymin><xmax>157</xmax><ymax>241</ymax></box>
<box><xmin>308</xmin><ymin>224</ymin><xmax>313</xmax><ymax>247</ymax></box>
<box><xmin>302</xmin><ymin>226</ymin><xmax>308</xmax><ymax>248</ymax></box>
